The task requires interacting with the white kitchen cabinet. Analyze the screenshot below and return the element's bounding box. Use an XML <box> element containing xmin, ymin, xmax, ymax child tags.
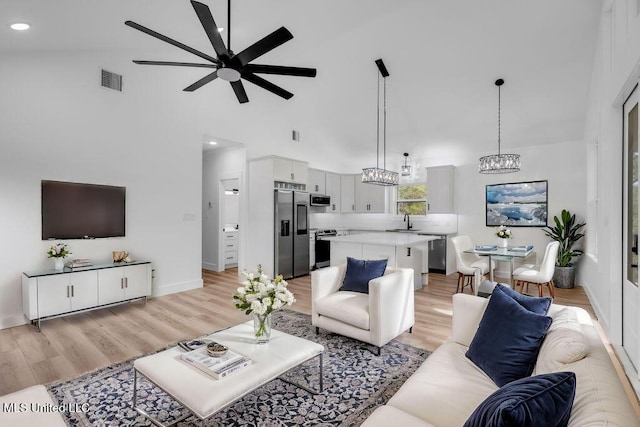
<box><xmin>325</xmin><ymin>172</ymin><xmax>341</xmax><ymax>213</ymax></box>
<box><xmin>22</xmin><ymin>261</ymin><xmax>152</xmax><ymax>329</ymax></box>
<box><xmin>308</xmin><ymin>168</ymin><xmax>326</xmax><ymax>194</ymax></box>
<box><xmin>426</xmin><ymin>165</ymin><xmax>454</xmax><ymax>213</ymax></box>
<box><xmin>224</xmin><ymin>231</ymin><xmax>238</xmax><ymax>267</ymax></box>
<box><xmin>35</xmin><ymin>271</ymin><xmax>98</xmax><ymax>318</ymax></box>
<box><xmin>355</xmin><ymin>179</ymin><xmax>387</xmax><ymax>213</ymax></box>
<box><xmin>273</xmin><ymin>157</ymin><xmax>308</xmax><ymax>185</ymax></box>
<box><xmin>340</xmin><ymin>175</ymin><xmax>356</xmax><ymax>213</ymax></box>
<box><xmin>98</xmin><ymin>264</ymin><xmax>149</xmax><ymax>305</ymax></box>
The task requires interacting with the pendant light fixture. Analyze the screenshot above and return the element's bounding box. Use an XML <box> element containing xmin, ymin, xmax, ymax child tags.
<box><xmin>362</xmin><ymin>59</ymin><xmax>399</xmax><ymax>186</ymax></box>
<box><xmin>478</xmin><ymin>79</ymin><xmax>521</xmax><ymax>174</ymax></box>
<box><xmin>401</xmin><ymin>153</ymin><xmax>412</xmax><ymax>176</ymax></box>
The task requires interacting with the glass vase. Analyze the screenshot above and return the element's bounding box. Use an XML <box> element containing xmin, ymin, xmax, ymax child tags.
<box><xmin>253</xmin><ymin>313</ymin><xmax>272</xmax><ymax>344</ymax></box>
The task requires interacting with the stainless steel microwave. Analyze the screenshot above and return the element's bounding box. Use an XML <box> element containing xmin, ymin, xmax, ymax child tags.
<box><xmin>310</xmin><ymin>194</ymin><xmax>331</xmax><ymax>206</ymax></box>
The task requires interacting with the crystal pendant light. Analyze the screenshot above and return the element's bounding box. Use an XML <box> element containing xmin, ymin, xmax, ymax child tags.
<box><xmin>401</xmin><ymin>152</ymin><xmax>412</xmax><ymax>176</ymax></box>
<box><xmin>362</xmin><ymin>59</ymin><xmax>399</xmax><ymax>186</ymax></box>
<box><xmin>478</xmin><ymin>79</ymin><xmax>521</xmax><ymax>174</ymax></box>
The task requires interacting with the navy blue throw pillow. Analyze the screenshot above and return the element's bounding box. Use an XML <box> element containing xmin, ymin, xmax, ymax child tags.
<box><xmin>497</xmin><ymin>283</ymin><xmax>552</xmax><ymax>315</ymax></box>
<box><xmin>466</xmin><ymin>285</ymin><xmax>552</xmax><ymax>387</ymax></box>
<box><xmin>339</xmin><ymin>257</ymin><xmax>388</xmax><ymax>294</ymax></box>
<box><xmin>464</xmin><ymin>372</ymin><xmax>576</xmax><ymax>427</ymax></box>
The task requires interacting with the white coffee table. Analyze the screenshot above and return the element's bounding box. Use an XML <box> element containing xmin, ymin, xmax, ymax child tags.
<box><xmin>132</xmin><ymin>321</ymin><xmax>325</xmax><ymax>426</ymax></box>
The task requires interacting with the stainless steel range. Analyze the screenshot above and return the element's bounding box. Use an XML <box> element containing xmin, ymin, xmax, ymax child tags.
<box><xmin>314</xmin><ymin>229</ymin><xmax>337</xmax><ymax>269</ymax></box>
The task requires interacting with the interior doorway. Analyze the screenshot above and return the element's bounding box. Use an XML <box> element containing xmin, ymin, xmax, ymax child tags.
<box><xmin>219</xmin><ymin>179</ymin><xmax>240</xmax><ymax>270</ymax></box>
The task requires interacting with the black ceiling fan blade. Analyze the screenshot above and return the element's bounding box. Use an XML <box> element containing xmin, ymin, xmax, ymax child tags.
<box><xmin>190</xmin><ymin>0</ymin><xmax>229</xmax><ymax>59</ymax></box>
<box><xmin>125</xmin><ymin>20</ymin><xmax>220</xmax><ymax>64</ymax></box>
<box><xmin>244</xmin><ymin>64</ymin><xmax>316</xmax><ymax>77</ymax></box>
<box><xmin>241</xmin><ymin>72</ymin><xmax>293</xmax><ymax>100</ymax></box>
<box><xmin>234</xmin><ymin>27</ymin><xmax>293</xmax><ymax>67</ymax></box>
<box><xmin>183</xmin><ymin>70</ymin><xmax>219</xmax><ymax>92</ymax></box>
<box><xmin>231</xmin><ymin>81</ymin><xmax>249</xmax><ymax>104</ymax></box>
<box><xmin>133</xmin><ymin>60</ymin><xmax>218</xmax><ymax>68</ymax></box>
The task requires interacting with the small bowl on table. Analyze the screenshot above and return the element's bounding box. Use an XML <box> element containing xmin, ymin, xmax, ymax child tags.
<box><xmin>206</xmin><ymin>342</ymin><xmax>228</xmax><ymax>357</ymax></box>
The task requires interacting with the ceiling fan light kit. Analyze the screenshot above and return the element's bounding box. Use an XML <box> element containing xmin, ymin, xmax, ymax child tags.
<box><xmin>478</xmin><ymin>78</ymin><xmax>521</xmax><ymax>174</ymax></box>
<box><xmin>362</xmin><ymin>58</ymin><xmax>399</xmax><ymax>186</ymax></box>
<box><xmin>125</xmin><ymin>0</ymin><xmax>316</xmax><ymax>103</ymax></box>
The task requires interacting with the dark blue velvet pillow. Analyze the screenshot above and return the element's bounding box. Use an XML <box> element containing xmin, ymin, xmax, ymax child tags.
<box><xmin>466</xmin><ymin>285</ymin><xmax>552</xmax><ymax>387</ymax></box>
<box><xmin>464</xmin><ymin>372</ymin><xmax>576</xmax><ymax>427</ymax></box>
<box><xmin>497</xmin><ymin>283</ymin><xmax>552</xmax><ymax>315</ymax></box>
<box><xmin>339</xmin><ymin>257</ymin><xmax>388</xmax><ymax>294</ymax></box>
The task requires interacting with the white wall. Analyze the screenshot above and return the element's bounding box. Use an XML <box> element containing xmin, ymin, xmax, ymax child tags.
<box><xmin>0</xmin><ymin>50</ymin><xmax>207</xmax><ymax>328</ymax></box>
<box><xmin>202</xmin><ymin>148</ymin><xmax>246</xmax><ymax>271</ymax></box>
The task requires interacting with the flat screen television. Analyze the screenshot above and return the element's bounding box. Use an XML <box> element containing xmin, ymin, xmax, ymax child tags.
<box><xmin>485</xmin><ymin>180</ymin><xmax>548</xmax><ymax>227</ymax></box>
<box><xmin>42</xmin><ymin>180</ymin><xmax>126</xmax><ymax>240</ymax></box>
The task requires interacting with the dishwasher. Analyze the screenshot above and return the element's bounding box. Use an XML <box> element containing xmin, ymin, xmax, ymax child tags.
<box><xmin>428</xmin><ymin>235</ymin><xmax>447</xmax><ymax>274</ymax></box>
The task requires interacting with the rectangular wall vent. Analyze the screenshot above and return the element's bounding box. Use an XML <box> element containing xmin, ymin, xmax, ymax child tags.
<box><xmin>292</xmin><ymin>130</ymin><xmax>300</xmax><ymax>141</ymax></box>
<box><xmin>101</xmin><ymin>69</ymin><xmax>122</xmax><ymax>92</ymax></box>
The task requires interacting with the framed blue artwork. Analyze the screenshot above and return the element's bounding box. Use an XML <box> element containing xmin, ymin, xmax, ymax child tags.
<box><xmin>486</xmin><ymin>180</ymin><xmax>548</xmax><ymax>227</ymax></box>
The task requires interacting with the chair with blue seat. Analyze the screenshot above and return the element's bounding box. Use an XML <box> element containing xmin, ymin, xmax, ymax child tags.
<box><xmin>513</xmin><ymin>241</ymin><xmax>560</xmax><ymax>298</ymax></box>
<box><xmin>450</xmin><ymin>235</ymin><xmax>495</xmax><ymax>294</ymax></box>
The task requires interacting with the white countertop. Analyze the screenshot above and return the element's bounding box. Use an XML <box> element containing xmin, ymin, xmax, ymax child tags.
<box><xmin>324</xmin><ymin>232</ymin><xmax>439</xmax><ymax>247</ymax></box>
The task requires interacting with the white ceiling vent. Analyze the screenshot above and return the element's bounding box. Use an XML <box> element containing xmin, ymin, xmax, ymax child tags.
<box><xmin>101</xmin><ymin>69</ymin><xmax>122</xmax><ymax>92</ymax></box>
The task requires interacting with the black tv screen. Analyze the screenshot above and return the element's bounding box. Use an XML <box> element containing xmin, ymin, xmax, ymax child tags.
<box><xmin>42</xmin><ymin>180</ymin><xmax>126</xmax><ymax>239</ymax></box>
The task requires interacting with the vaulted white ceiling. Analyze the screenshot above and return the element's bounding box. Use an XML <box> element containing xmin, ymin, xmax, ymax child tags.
<box><xmin>1</xmin><ymin>0</ymin><xmax>602</xmax><ymax>173</ymax></box>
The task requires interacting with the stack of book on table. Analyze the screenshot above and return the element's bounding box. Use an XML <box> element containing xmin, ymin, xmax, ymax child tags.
<box><xmin>68</xmin><ymin>258</ymin><xmax>92</xmax><ymax>268</ymax></box>
<box><xmin>475</xmin><ymin>245</ymin><xmax>497</xmax><ymax>251</ymax></box>
<box><xmin>509</xmin><ymin>245</ymin><xmax>534</xmax><ymax>252</ymax></box>
<box><xmin>181</xmin><ymin>346</ymin><xmax>252</xmax><ymax>379</ymax></box>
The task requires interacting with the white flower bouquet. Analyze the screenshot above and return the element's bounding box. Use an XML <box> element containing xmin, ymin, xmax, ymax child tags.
<box><xmin>233</xmin><ymin>265</ymin><xmax>295</xmax><ymax>342</ymax></box>
<box><xmin>496</xmin><ymin>225</ymin><xmax>512</xmax><ymax>239</ymax></box>
<box><xmin>47</xmin><ymin>242</ymin><xmax>70</xmax><ymax>258</ymax></box>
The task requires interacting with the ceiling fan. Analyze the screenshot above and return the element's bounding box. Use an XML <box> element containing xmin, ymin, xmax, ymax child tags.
<box><xmin>125</xmin><ymin>0</ymin><xmax>317</xmax><ymax>103</ymax></box>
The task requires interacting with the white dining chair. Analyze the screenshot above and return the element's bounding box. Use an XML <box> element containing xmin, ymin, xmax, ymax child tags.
<box><xmin>512</xmin><ymin>241</ymin><xmax>560</xmax><ymax>298</ymax></box>
<box><xmin>450</xmin><ymin>235</ymin><xmax>495</xmax><ymax>294</ymax></box>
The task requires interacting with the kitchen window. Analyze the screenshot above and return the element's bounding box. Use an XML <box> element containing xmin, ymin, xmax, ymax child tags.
<box><xmin>396</xmin><ymin>183</ymin><xmax>427</xmax><ymax>215</ymax></box>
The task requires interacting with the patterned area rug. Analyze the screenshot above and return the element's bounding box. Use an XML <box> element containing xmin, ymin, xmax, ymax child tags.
<box><xmin>47</xmin><ymin>310</ymin><xmax>428</xmax><ymax>426</ymax></box>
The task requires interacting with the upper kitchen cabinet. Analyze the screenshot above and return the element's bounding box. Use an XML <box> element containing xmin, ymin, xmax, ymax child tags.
<box><xmin>308</xmin><ymin>168</ymin><xmax>326</xmax><ymax>194</ymax></box>
<box><xmin>273</xmin><ymin>157</ymin><xmax>308</xmax><ymax>185</ymax></box>
<box><xmin>355</xmin><ymin>178</ymin><xmax>387</xmax><ymax>213</ymax></box>
<box><xmin>426</xmin><ymin>165</ymin><xmax>454</xmax><ymax>214</ymax></box>
<box><xmin>325</xmin><ymin>172</ymin><xmax>341</xmax><ymax>213</ymax></box>
<box><xmin>340</xmin><ymin>175</ymin><xmax>356</xmax><ymax>213</ymax></box>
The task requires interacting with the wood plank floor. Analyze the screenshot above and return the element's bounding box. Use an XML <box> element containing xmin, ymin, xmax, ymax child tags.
<box><xmin>0</xmin><ymin>269</ymin><xmax>637</xmax><ymax>417</ymax></box>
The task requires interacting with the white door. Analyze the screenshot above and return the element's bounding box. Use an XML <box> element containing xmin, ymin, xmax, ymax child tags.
<box><xmin>98</xmin><ymin>268</ymin><xmax>125</xmax><ymax>305</ymax></box>
<box><xmin>69</xmin><ymin>271</ymin><xmax>98</xmax><ymax>311</ymax></box>
<box><xmin>123</xmin><ymin>265</ymin><xmax>149</xmax><ymax>299</ymax></box>
<box><xmin>37</xmin><ymin>275</ymin><xmax>70</xmax><ymax>318</ymax></box>
<box><xmin>623</xmin><ymin>85</ymin><xmax>639</xmax><ymax>373</ymax></box>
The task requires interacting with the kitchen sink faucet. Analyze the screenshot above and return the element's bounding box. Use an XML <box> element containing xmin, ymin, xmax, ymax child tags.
<box><xmin>403</xmin><ymin>214</ymin><xmax>413</xmax><ymax>230</ymax></box>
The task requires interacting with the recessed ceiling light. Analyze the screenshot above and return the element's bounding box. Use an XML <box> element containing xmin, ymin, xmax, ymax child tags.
<box><xmin>10</xmin><ymin>23</ymin><xmax>30</xmax><ymax>31</ymax></box>
<box><xmin>208</xmin><ymin>141</ymin><xmax>218</xmax><ymax>145</ymax></box>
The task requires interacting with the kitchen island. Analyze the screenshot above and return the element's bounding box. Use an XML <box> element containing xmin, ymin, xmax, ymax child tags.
<box><xmin>323</xmin><ymin>232</ymin><xmax>440</xmax><ymax>289</ymax></box>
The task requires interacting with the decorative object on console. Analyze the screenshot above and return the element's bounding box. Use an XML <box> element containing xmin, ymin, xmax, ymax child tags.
<box><xmin>486</xmin><ymin>180</ymin><xmax>548</xmax><ymax>227</ymax></box>
<box><xmin>47</xmin><ymin>242</ymin><xmax>70</xmax><ymax>270</ymax></box>
<box><xmin>112</xmin><ymin>251</ymin><xmax>128</xmax><ymax>263</ymax></box>
<box><xmin>543</xmin><ymin>209</ymin><xmax>586</xmax><ymax>289</ymax></box>
<box><xmin>233</xmin><ymin>265</ymin><xmax>295</xmax><ymax>344</ymax></box>
<box><xmin>401</xmin><ymin>152</ymin><xmax>412</xmax><ymax>177</ymax></box>
<box><xmin>125</xmin><ymin>0</ymin><xmax>316</xmax><ymax>104</ymax></box>
<box><xmin>362</xmin><ymin>58</ymin><xmax>399</xmax><ymax>186</ymax></box>
<box><xmin>478</xmin><ymin>78</ymin><xmax>521</xmax><ymax>174</ymax></box>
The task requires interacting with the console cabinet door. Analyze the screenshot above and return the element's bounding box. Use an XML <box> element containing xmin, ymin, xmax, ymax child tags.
<box><xmin>68</xmin><ymin>271</ymin><xmax>98</xmax><ymax>311</ymax></box>
<box><xmin>97</xmin><ymin>268</ymin><xmax>125</xmax><ymax>305</ymax></box>
<box><xmin>123</xmin><ymin>265</ymin><xmax>149</xmax><ymax>299</ymax></box>
<box><xmin>37</xmin><ymin>275</ymin><xmax>71</xmax><ymax>318</ymax></box>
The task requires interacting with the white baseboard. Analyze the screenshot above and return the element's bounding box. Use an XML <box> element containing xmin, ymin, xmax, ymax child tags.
<box><xmin>202</xmin><ymin>262</ymin><xmax>218</xmax><ymax>271</ymax></box>
<box><xmin>152</xmin><ymin>279</ymin><xmax>203</xmax><ymax>297</ymax></box>
<box><xmin>0</xmin><ymin>314</ymin><xmax>28</xmax><ymax>330</ymax></box>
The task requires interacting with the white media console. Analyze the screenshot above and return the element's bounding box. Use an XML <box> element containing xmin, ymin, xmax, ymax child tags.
<box><xmin>22</xmin><ymin>261</ymin><xmax>152</xmax><ymax>330</ymax></box>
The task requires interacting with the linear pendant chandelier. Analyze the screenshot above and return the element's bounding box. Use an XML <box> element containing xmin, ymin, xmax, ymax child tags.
<box><xmin>362</xmin><ymin>59</ymin><xmax>399</xmax><ymax>186</ymax></box>
<box><xmin>478</xmin><ymin>78</ymin><xmax>521</xmax><ymax>174</ymax></box>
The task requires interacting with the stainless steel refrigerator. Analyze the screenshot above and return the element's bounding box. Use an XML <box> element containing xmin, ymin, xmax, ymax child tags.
<box><xmin>275</xmin><ymin>190</ymin><xmax>310</xmax><ymax>279</ymax></box>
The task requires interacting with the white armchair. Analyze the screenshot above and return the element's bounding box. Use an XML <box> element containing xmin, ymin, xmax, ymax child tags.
<box><xmin>311</xmin><ymin>264</ymin><xmax>414</xmax><ymax>355</ymax></box>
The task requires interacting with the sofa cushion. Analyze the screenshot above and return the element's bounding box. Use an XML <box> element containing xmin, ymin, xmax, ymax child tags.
<box><xmin>466</xmin><ymin>285</ymin><xmax>552</xmax><ymax>387</ymax></box>
<box><xmin>535</xmin><ymin>308</ymin><xmax>588</xmax><ymax>375</ymax></box>
<box><xmin>463</xmin><ymin>372</ymin><xmax>576</xmax><ymax>427</ymax></box>
<box><xmin>497</xmin><ymin>283</ymin><xmax>551</xmax><ymax>314</ymax></box>
<box><xmin>339</xmin><ymin>257</ymin><xmax>388</xmax><ymax>294</ymax></box>
<box><xmin>315</xmin><ymin>291</ymin><xmax>370</xmax><ymax>330</ymax></box>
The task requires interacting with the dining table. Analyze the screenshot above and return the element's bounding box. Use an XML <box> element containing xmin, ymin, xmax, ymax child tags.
<box><xmin>464</xmin><ymin>245</ymin><xmax>535</xmax><ymax>283</ymax></box>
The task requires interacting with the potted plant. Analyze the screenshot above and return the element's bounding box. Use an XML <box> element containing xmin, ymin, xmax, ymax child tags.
<box><xmin>542</xmin><ymin>209</ymin><xmax>586</xmax><ymax>289</ymax></box>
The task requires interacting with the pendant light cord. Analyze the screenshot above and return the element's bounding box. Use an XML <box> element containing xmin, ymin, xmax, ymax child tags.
<box><xmin>383</xmin><ymin>74</ymin><xmax>387</xmax><ymax>170</ymax></box>
<box><xmin>497</xmin><ymin>82</ymin><xmax>501</xmax><ymax>156</ymax></box>
<box><xmin>376</xmin><ymin>72</ymin><xmax>380</xmax><ymax>169</ymax></box>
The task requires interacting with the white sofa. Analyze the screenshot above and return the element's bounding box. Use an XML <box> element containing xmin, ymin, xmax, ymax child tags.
<box><xmin>362</xmin><ymin>293</ymin><xmax>640</xmax><ymax>426</ymax></box>
<box><xmin>311</xmin><ymin>265</ymin><xmax>414</xmax><ymax>353</ymax></box>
